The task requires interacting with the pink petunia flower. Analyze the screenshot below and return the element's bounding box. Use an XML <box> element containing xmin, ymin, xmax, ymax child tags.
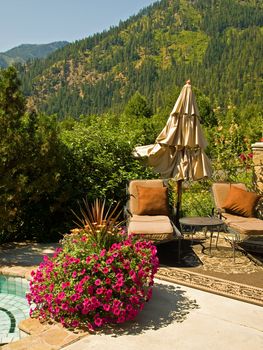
<box><xmin>113</xmin><ymin>308</ymin><xmax>121</xmax><ymax>316</ymax></box>
<box><xmin>62</xmin><ymin>281</ymin><xmax>70</xmax><ymax>289</ymax></box>
<box><xmin>57</xmin><ymin>291</ymin><xmax>66</xmax><ymax>300</ymax></box>
<box><xmin>102</xmin><ymin>267</ymin><xmax>109</xmax><ymax>274</ymax></box>
<box><xmin>103</xmin><ymin>304</ymin><xmax>111</xmax><ymax>311</ymax></box>
<box><xmin>70</xmin><ymin>293</ymin><xmax>81</xmax><ymax>302</ymax></box>
<box><xmin>72</xmin><ymin>271</ymin><xmax>78</xmax><ymax>278</ymax></box>
<box><xmin>117</xmin><ymin>316</ymin><xmax>125</xmax><ymax>323</ymax></box>
<box><xmin>61</xmin><ymin>303</ymin><xmax>69</xmax><ymax>310</ymax></box>
<box><xmin>96</xmin><ymin>287</ymin><xmax>104</xmax><ymax>295</ymax></box>
<box><xmin>94</xmin><ymin>317</ymin><xmax>103</xmax><ymax>327</ymax></box>
<box><xmin>105</xmin><ymin>289</ymin><xmax>112</xmax><ymax>298</ymax></box>
<box><xmin>74</xmin><ymin>284</ymin><xmax>83</xmax><ymax>293</ymax></box>
<box><xmin>86</xmin><ymin>256</ymin><xmax>92</xmax><ymax>264</ymax></box>
<box><xmin>106</xmin><ymin>257</ymin><xmax>114</xmax><ymax>264</ymax></box>
<box><xmin>71</xmin><ymin>320</ymin><xmax>79</xmax><ymax>328</ymax></box>
<box><xmin>100</xmin><ymin>249</ymin><xmax>106</xmax><ymax>257</ymax></box>
<box><xmin>105</xmin><ymin>278</ymin><xmax>111</xmax><ymax>285</ymax></box>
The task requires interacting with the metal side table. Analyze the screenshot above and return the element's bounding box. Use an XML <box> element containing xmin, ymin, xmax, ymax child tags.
<box><xmin>179</xmin><ymin>216</ymin><xmax>226</xmax><ymax>257</ymax></box>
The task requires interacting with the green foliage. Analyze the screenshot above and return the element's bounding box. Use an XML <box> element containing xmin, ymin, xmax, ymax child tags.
<box><xmin>0</xmin><ymin>68</ymin><xmax>65</xmax><ymax>242</ymax></box>
<box><xmin>59</xmin><ymin>113</ymin><xmax>156</xmax><ymax>209</ymax></box>
<box><xmin>193</xmin><ymin>88</ymin><xmax>217</xmax><ymax>126</ymax></box>
<box><xmin>205</xmin><ymin>105</ymin><xmax>261</xmax><ymax>185</ymax></box>
<box><xmin>124</xmin><ymin>91</ymin><xmax>152</xmax><ymax>118</ymax></box>
<box><xmin>180</xmin><ymin>181</ymin><xmax>214</xmax><ymax>218</ymax></box>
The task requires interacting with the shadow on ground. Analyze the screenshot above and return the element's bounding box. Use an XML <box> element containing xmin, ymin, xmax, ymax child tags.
<box><xmin>157</xmin><ymin>238</ymin><xmax>263</xmax><ymax>269</ymax></box>
<box><xmin>102</xmin><ymin>282</ymin><xmax>199</xmax><ymax>336</ymax></box>
<box><xmin>157</xmin><ymin>240</ymin><xmax>203</xmax><ymax>268</ymax></box>
<box><xmin>0</xmin><ymin>243</ymin><xmax>59</xmax><ymax>267</ymax></box>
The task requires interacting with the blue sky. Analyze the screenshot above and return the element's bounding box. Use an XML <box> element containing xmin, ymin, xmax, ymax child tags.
<box><xmin>0</xmin><ymin>0</ymin><xmax>157</xmax><ymax>52</ymax></box>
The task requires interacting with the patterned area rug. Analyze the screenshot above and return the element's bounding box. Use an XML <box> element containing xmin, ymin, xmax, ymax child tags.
<box><xmin>156</xmin><ymin>234</ymin><xmax>263</xmax><ymax>306</ymax></box>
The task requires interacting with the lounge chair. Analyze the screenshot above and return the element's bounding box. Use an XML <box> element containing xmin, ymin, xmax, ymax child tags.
<box><xmin>212</xmin><ymin>182</ymin><xmax>263</xmax><ymax>254</ymax></box>
<box><xmin>126</xmin><ymin>179</ymin><xmax>182</xmax><ymax>257</ymax></box>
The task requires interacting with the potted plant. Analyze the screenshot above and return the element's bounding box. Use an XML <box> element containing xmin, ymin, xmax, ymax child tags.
<box><xmin>27</xmin><ymin>199</ymin><xmax>159</xmax><ymax>331</ymax></box>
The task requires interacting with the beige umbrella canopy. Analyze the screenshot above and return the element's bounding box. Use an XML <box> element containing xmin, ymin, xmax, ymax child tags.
<box><xmin>134</xmin><ymin>81</ymin><xmax>212</xmax><ymax>221</ymax></box>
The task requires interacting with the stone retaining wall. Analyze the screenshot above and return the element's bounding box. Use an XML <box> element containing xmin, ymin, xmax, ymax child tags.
<box><xmin>252</xmin><ymin>142</ymin><xmax>263</xmax><ymax>193</ymax></box>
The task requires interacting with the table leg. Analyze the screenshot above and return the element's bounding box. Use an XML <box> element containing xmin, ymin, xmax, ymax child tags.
<box><xmin>209</xmin><ymin>231</ymin><xmax>213</xmax><ymax>256</ymax></box>
<box><xmin>178</xmin><ymin>236</ymin><xmax>182</xmax><ymax>262</ymax></box>
<box><xmin>215</xmin><ymin>228</ymin><xmax>220</xmax><ymax>249</ymax></box>
<box><xmin>233</xmin><ymin>239</ymin><xmax>236</xmax><ymax>263</ymax></box>
<box><xmin>191</xmin><ymin>227</ymin><xmax>196</xmax><ymax>244</ymax></box>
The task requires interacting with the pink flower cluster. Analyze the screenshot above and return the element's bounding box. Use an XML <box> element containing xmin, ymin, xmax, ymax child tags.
<box><xmin>27</xmin><ymin>235</ymin><xmax>159</xmax><ymax>331</ymax></box>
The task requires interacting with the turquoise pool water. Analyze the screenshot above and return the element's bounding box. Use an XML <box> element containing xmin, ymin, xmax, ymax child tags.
<box><xmin>0</xmin><ymin>275</ymin><xmax>30</xmax><ymax>344</ymax></box>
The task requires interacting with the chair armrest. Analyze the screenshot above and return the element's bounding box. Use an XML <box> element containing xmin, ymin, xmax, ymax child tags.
<box><xmin>211</xmin><ymin>207</ymin><xmax>225</xmax><ymax>220</ymax></box>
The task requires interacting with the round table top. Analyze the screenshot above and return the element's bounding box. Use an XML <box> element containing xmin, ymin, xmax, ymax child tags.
<box><xmin>179</xmin><ymin>216</ymin><xmax>224</xmax><ymax>227</ymax></box>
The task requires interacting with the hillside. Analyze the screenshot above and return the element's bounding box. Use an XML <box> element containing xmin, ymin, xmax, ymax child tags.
<box><xmin>0</xmin><ymin>41</ymin><xmax>69</xmax><ymax>68</ymax></box>
<box><xmin>18</xmin><ymin>0</ymin><xmax>263</xmax><ymax>118</ymax></box>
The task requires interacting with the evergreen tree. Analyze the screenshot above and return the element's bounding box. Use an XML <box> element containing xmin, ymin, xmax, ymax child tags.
<box><xmin>124</xmin><ymin>91</ymin><xmax>152</xmax><ymax>118</ymax></box>
<box><xmin>0</xmin><ymin>67</ymin><xmax>64</xmax><ymax>242</ymax></box>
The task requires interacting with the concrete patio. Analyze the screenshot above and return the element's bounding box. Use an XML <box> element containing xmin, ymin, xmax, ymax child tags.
<box><xmin>63</xmin><ymin>279</ymin><xmax>263</xmax><ymax>350</ymax></box>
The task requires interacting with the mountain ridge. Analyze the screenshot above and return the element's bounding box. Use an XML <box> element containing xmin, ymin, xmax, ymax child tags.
<box><xmin>0</xmin><ymin>41</ymin><xmax>69</xmax><ymax>68</ymax></box>
<box><xmin>18</xmin><ymin>0</ymin><xmax>263</xmax><ymax>118</ymax></box>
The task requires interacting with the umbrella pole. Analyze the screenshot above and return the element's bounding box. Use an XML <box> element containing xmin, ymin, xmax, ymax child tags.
<box><xmin>175</xmin><ymin>180</ymin><xmax>183</xmax><ymax>228</ymax></box>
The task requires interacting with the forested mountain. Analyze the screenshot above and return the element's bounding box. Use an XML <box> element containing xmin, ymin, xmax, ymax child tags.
<box><xmin>0</xmin><ymin>41</ymin><xmax>69</xmax><ymax>68</ymax></box>
<box><xmin>18</xmin><ymin>0</ymin><xmax>263</xmax><ymax>119</ymax></box>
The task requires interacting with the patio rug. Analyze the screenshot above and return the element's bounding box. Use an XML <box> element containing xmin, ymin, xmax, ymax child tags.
<box><xmin>156</xmin><ymin>234</ymin><xmax>263</xmax><ymax>307</ymax></box>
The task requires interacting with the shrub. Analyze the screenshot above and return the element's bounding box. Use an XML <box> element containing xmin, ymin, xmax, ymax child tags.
<box><xmin>59</xmin><ymin>113</ymin><xmax>156</xmax><ymax>207</ymax></box>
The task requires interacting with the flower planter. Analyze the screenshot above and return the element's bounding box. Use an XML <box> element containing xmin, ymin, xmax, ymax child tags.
<box><xmin>27</xmin><ymin>234</ymin><xmax>159</xmax><ymax>331</ymax></box>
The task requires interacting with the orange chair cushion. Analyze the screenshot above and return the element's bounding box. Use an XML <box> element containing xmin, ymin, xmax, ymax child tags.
<box><xmin>222</xmin><ymin>186</ymin><xmax>261</xmax><ymax>218</ymax></box>
<box><xmin>136</xmin><ymin>186</ymin><xmax>169</xmax><ymax>216</ymax></box>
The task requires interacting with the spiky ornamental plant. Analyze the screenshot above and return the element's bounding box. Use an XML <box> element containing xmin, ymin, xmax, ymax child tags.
<box><xmin>68</xmin><ymin>199</ymin><xmax>125</xmax><ymax>253</ymax></box>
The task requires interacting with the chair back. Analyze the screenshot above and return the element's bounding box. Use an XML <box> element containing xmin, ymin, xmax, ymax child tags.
<box><xmin>128</xmin><ymin>179</ymin><xmax>167</xmax><ymax>215</ymax></box>
<box><xmin>212</xmin><ymin>182</ymin><xmax>247</xmax><ymax>210</ymax></box>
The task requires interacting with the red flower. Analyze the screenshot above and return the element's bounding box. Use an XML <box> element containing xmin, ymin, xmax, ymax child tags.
<box><xmin>239</xmin><ymin>153</ymin><xmax>246</xmax><ymax>161</ymax></box>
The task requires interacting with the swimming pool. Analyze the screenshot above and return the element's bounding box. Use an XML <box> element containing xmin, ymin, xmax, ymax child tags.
<box><xmin>0</xmin><ymin>275</ymin><xmax>30</xmax><ymax>344</ymax></box>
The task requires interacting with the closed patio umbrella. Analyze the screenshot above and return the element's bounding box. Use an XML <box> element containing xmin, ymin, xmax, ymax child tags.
<box><xmin>134</xmin><ymin>81</ymin><xmax>212</xmax><ymax>223</ymax></box>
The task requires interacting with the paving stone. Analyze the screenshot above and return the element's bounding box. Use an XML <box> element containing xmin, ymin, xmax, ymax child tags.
<box><xmin>0</xmin><ymin>334</ymin><xmax>58</xmax><ymax>350</ymax></box>
<box><xmin>39</xmin><ymin>325</ymin><xmax>87</xmax><ymax>348</ymax></box>
<box><xmin>19</xmin><ymin>318</ymin><xmax>52</xmax><ymax>335</ymax></box>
